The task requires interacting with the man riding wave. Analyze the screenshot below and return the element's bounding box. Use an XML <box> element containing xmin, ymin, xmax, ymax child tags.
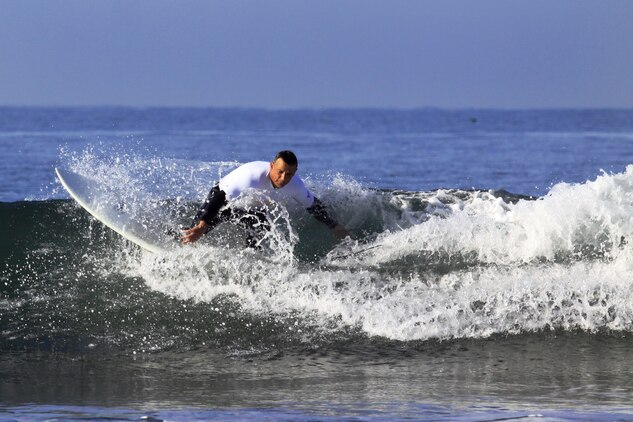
<box><xmin>181</xmin><ymin>150</ymin><xmax>349</xmax><ymax>246</ymax></box>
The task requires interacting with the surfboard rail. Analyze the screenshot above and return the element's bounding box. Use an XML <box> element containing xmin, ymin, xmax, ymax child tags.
<box><xmin>55</xmin><ymin>167</ymin><xmax>171</xmax><ymax>253</ymax></box>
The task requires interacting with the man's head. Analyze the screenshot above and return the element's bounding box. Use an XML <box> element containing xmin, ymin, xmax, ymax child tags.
<box><xmin>269</xmin><ymin>150</ymin><xmax>298</xmax><ymax>189</ymax></box>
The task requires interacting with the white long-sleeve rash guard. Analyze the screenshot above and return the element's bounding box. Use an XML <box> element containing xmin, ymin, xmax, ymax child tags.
<box><xmin>196</xmin><ymin>161</ymin><xmax>339</xmax><ymax>229</ymax></box>
<box><xmin>219</xmin><ymin>161</ymin><xmax>315</xmax><ymax>208</ymax></box>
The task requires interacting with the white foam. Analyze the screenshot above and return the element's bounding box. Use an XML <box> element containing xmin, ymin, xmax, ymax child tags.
<box><xmin>349</xmin><ymin>166</ymin><xmax>633</xmax><ymax>267</ymax></box>
<box><xmin>68</xmin><ymin>147</ymin><xmax>633</xmax><ymax>341</ymax></box>
<box><xmin>133</xmin><ymin>245</ymin><xmax>633</xmax><ymax>341</ymax></box>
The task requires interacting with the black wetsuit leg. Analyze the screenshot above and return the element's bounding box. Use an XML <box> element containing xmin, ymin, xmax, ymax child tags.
<box><xmin>229</xmin><ymin>208</ymin><xmax>271</xmax><ymax>248</ymax></box>
<box><xmin>192</xmin><ymin>186</ymin><xmax>271</xmax><ymax>248</ymax></box>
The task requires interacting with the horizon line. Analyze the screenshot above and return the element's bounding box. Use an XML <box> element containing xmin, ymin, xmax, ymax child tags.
<box><xmin>1</xmin><ymin>104</ymin><xmax>632</xmax><ymax>112</ymax></box>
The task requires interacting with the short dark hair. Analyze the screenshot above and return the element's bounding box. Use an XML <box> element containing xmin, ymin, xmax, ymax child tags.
<box><xmin>274</xmin><ymin>150</ymin><xmax>298</xmax><ymax>167</ymax></box>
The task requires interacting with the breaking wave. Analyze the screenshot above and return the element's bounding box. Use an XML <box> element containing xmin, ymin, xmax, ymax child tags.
<box><xmin>3</xmin><ymin>147</ymin><xmax>633</xmax><ymax>352</ymax></box>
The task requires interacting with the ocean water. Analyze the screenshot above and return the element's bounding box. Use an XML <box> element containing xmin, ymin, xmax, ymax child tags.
<box><xmin>2</xmin><ymin>107</ymin><xmax>633</xmax><ymax>421</ymax></box>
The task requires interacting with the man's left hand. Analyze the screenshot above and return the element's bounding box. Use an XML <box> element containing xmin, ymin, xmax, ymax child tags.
<box><xmin>331</xmin><ymin>224</ymin><xmax>351</xmax><ymax>240</ymax></box>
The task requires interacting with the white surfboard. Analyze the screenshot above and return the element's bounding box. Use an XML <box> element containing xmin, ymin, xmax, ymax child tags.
<box><xmin>55</xmin><ymin>167</ymin><xmax>175</xmax><ymax>253</ymax></box>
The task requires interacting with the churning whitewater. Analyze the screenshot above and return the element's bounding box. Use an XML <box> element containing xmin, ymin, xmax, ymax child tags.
<box><xmin>50</xmin><ymin>149</ymin><xmax>633</xmax><ymax>343</ymax></box>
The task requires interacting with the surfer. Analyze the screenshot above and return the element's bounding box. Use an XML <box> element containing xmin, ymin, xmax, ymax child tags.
<box><xmin>181</xmin><ymin>150</ymin><xmax>350</xmax><ymax>246</ymax></box>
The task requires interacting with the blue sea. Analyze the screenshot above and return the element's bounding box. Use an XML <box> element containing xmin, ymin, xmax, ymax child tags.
<box><xmin>2</xmin><ymin>107</ymin><xmax>633</xmax><ymax>421</ymax></box>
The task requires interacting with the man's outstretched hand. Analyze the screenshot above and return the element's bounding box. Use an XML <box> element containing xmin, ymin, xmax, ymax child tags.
<box><xmin>331</xmin><ymin>224</ymin><xmax>351</xmax><ymax>240</ymax></box>
<box><xmin>181</xmin><ymin>220</ymin><xmax>208</xmax><ymax>244</ymax></box>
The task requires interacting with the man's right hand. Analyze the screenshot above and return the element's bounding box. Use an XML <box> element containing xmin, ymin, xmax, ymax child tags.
<box><xmin>181</xmin><ymin>220</ymin><xmax>209</xmax><ymax>244</ymax></box>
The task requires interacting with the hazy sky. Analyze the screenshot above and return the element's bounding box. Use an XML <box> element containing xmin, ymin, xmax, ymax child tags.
<box><xmin>1</xmin><ymin>0</ymin><xmax>632</xmax><ymax>108</ymax></box>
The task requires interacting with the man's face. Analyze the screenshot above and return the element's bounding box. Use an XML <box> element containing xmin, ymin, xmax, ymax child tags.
<box><xmin>269</xmin><ymin>158</ymin><xmax>297</xmax><ymax>189</ymax></box>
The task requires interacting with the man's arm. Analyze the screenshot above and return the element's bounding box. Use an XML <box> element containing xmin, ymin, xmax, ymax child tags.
<box><xmin>307</xmin><ymin>197</ymin><xmax>350</xmax><ymax>239</ymax></box>
<box><xmin>181</xmin><ymin>220</ymin><xmax>209</xmax><ymax>244</ymax></box>
<box><xmin>181</xmin><ymin>186</ymin><xmax>227</xmax><ymax>244</ymax></box>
